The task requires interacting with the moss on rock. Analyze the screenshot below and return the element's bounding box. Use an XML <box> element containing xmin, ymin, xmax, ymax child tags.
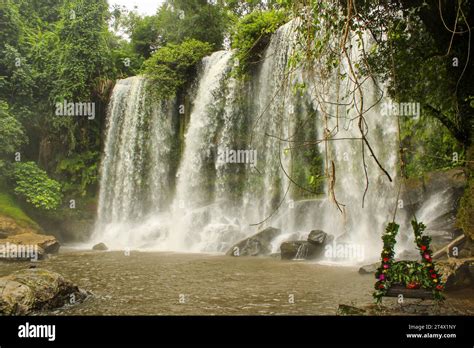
<box><xmin>0</xmin><ymin>268</ymin><xmax>88</xmax><ymax>315</ymax></box>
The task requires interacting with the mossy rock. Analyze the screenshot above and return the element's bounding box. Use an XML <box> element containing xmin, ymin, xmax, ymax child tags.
<box><xmin>337</xmin><ymin>304</ymin><xmax>367</xmax><ymax>315</ymax></box>
<box><xmin>0</xmin><ymin>268</ymin><xmax>88</xmax><ymax>315</ymax></box>
<box><xmin>0</xmin><ymin>191</ymin><xmax>40</xmax><ymax>231</ymax></box>
<box><xmin>437</xmin><ymin>258</ymin><xmax>474</xmax><ymax>290</ymax></box>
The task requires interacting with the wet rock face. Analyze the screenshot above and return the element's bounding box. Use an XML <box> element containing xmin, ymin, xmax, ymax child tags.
<box><xmin>307</xmin><ymin>230</ymin><xmax>328</xmax><ymax>245</ymax></box>
<box><xmin>280</xmin><ymin>230</ymin><xmax>332</xmax><ymax>260</ymax></box>
<box><xmin>0</xmin><ymin>268</ymin><xmax>88</xmax><ymax>315</ymax></box>
<box><xmin>401</xmin><ymin>168</ymin><xmax>466</xmax><ymax>212</ymax></box>
<box><xmin>401</xmin><ymin>168</ymin><xmax>467</xmax><ymax>246</ymax></box>
<box><xmin>226</xmin><ymin>227</ymin><xmax>280</xmax><ymax>257</ymax></box>
<box><xmin>280</xmin><ymin>241</ymin><xmax>323</xmax><ymax>260</ymax></box>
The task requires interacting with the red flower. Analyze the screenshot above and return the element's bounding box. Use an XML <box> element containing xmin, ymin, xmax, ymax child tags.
<box><xmin>379</xmin><ymin>284</ymin><xmax>385</xmax><ymax>289</ymax></box>
<box><xmin>420</xmin><ymin>245</ymin><xmax>427</xmax><ymax>251</ymax></box>
<box><xmin>429</xmin><ymin>269</ymin><xmax>434</xmax><ymax>273</ymax></box>
<box><xmin>431</xmin><ymin>274</ymin><xmax>437</xmax><ymax>278</ymax></box>
<box><xmin>406</xmin><ymin>282</ymin><xmax>420</xmax><ymax>289</ymax></box>
<box><xmin>436</xmin><ymin>285</ymin><xmax>443</xmax><ymax>291</ymax></box>
<box><xmin>383</xmin><ymin>257</ymin><xmax>389</xmax><ymax>262</ymax></box>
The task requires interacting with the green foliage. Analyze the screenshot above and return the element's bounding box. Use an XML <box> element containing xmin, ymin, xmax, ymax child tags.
<box><xmin>401</xmin><ymin>115</ymin><xmax>464</xmax><ymax>177</ymax></box>
<box><xmin>142</xmin><ymin>39</ymin><xmax>213</xmax><ymax>99</ymax></box>
<box><xmin>0</xmin><ymin>101</ymin><xmax>28</xmax><ymax>157</ymax></box>
<box><xmin>231</xmin><ymin>9</ymin><xmax>288</xmax><ymax>76</ymax></box>
<box><xmin>388</xmin><ymin>261</ymin><xmax>433</xmax><ymax>288</ymax></box>
<box><xmin>360</xmin><ymin>1</ymin><xmax>474</xmax><ymax>147</ymax></box>
<box><xmin>0</xmin><ymin>0</ymin><xmax>22</xmax><ymax>48</ymax></box>
<box><xmin>122</xmin><ymin>0</ymin><xmax>230</xmax><ymax>60</ymax></box>
<box><xmin>0</xmin><ymin>44</ymin><xmax>36</xmax><ymax>106</ymax></box>
<box><xmin>55</xmin><ymin>0</ymin><xmax>112</xmax><ymax>101</ymax></box>
<box><xmin>157</xmin><ymin>0</ymin><xmax>229</xmax><ymax>51</ymax></box>
<box><xmin>56</xmin><ymin>151</ymin><xmax>98</xmax><ymax>196</ymax></box>
<box><xmin>457</xmin><ymin>174</ymin><xmax>474</xmax><ymax>239</ymax></box>
<box><xmin>290</xmin><ymin>105</ymin><xmax>325</xmax><ymax>197</ymax></box>
<box><xmin>224</xmin><ymin>0</ymin><xmax>280</xmax><ymax>17</ymax></box>
<box><xmin>16</xmin><ymin>0</ymin><xmax>65</xmax><ymax>25</ymax></box>
<box><xmin>12</xmin><ymin>162</ymin><xmax>62</xmax><ymax>210</ymax></box>
<box><xmin>130</xmin><ymin>15</ymin><xmax>160</xmax><ymax>59</ymax></box>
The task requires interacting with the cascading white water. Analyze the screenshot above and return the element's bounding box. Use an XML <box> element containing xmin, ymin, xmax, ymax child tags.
<box><xmin>93</xmin><ymin>20</ymin><xmax>404</xmax><ymax>261</ymax></box>
<box><xmin>92</xmin><ymin>76</ymin><xmax>176</xmax><ymax>248</ymax></box>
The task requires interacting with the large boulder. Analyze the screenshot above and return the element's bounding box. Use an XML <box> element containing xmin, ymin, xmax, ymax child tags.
<box><xmin>280</xmin><ymin>241</ymin><xmax>323</xmax><ymax>260</ymax></box>
<box><xmin>1</xmin><ymin>233</ymin><xmax>60</xmax><ymax>255</ymax></box>
<box><xmin>307</xmin><ymin>230</ymin><xmax>329</xmax><ymax>245</ymax></box>
<box><xmin>226</xmin><ymin>227</ymin><xmax>280</xmax><ymax>257</ymax></box>
<box><xmin>437</xmin><ymin>258</ymin><xmax>474</xmax><ymax>291</ymax></box>
<box><xmin>0</xmin><ymin>268</ymin><xmax>88</xmax><ymax>315</ymax></box>
<box><xmin>358</xmin><ymin>262</ymin><xmax>379</xmax><ymax>274</ymax></box>
<box><xmin>280</xmin><ymin>229</ymin><xmax>333</xmax><ymax>260</ymax></box>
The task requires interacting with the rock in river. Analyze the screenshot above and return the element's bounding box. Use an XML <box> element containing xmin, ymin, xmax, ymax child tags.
<box><xmin>358</xmin><ymin>262</ymin><xmax>378</xmax><ymax>274</ymax></box>
<box><xmin>92</xmin><ymin>242</ymin><xmax>108</xmax><ymax>251</ymax></box>
<box><xmin>307</xmin><ymin>230</ymin><xmax>327</xmax><ymax>245</ymax></box>
<box><xmin>226</xmin><ymin>227</ymin><xmax>280</xmax><ymax>256</ymax></box>
<box><xmin>0</xmin><ymin>268</ymin><xmax>88</xmax><ymax>315</ymax></box>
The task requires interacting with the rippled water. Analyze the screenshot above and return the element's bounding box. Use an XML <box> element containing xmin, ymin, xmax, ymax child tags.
<box><xmin>1</xmin><ymin>250</ymin><xmax>472</xmax><ymax>315</ymax></box>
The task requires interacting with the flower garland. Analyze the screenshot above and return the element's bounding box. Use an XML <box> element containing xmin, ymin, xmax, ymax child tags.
<box><xmin>373</xmin><ymin>220</ymin><xmax>444</xmax><ymax>303</ymax></box>
<box><xmin>373</xmin><ymin>222</ymin><xmax>398</xmax><ymax>302</ymax></box>
<box><xmin>411</xmin><ymin>220</ymin><xmax>444</xmax><ymax>300</ymax></box>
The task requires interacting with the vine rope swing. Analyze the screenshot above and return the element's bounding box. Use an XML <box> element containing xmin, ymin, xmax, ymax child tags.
<box><xmin>373</xmin><ymin>220</ymin><xmax>445</xmax><ymax>303</ymax></box>
<box><xmin>370</xmin><ymin>0</ymin><xmax>449</xmax><ymax>303</ymax></box>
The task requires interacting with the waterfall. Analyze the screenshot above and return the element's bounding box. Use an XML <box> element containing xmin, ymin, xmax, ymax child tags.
<box><xmin>93</xmin><ymin>77</ymin><xmax>176</xmax><ymax>248</ymax></box>
<box><xmin>93</xmin><ymin>21</ymin><xmax>401</xmax><ymax>261</ymax></box>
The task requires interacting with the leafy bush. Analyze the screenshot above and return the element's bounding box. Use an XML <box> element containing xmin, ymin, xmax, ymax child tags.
<box><xmin>153</xmin><ymin>1</ymin><xmax>229</xmax><ymax>52</ymax></box>
<box><xmin>231</xmin><ymin>9</ymin><xmax>288</xmax><ymax>76</ymax></box>
<box><xmin>142</xmin><ymin>39</ymin><xmax>213</xmax><ymax>99</ymax></box>
<box><xmin>12</xmin><ymin>162</ymin><xmax>62</xmax><ymax>210</ymax></box>
<box><xmin>457</xmin><ymin>175</ymin><xmax>474</xmax><ymax>239</ymax></box>
<box><xmin>0</xmin><ymin>100</ymin><xmax>28</xmax><ymax>157</ymax></box>
<box><xmin>56</xmin><ymin>151</ymin><xmax>99</xmax><ymax>196</ymax></box>
<box><xmin>401</xmin><ymin>115</ymin><xmax>464</xmax><ymax>177</ymax></box>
